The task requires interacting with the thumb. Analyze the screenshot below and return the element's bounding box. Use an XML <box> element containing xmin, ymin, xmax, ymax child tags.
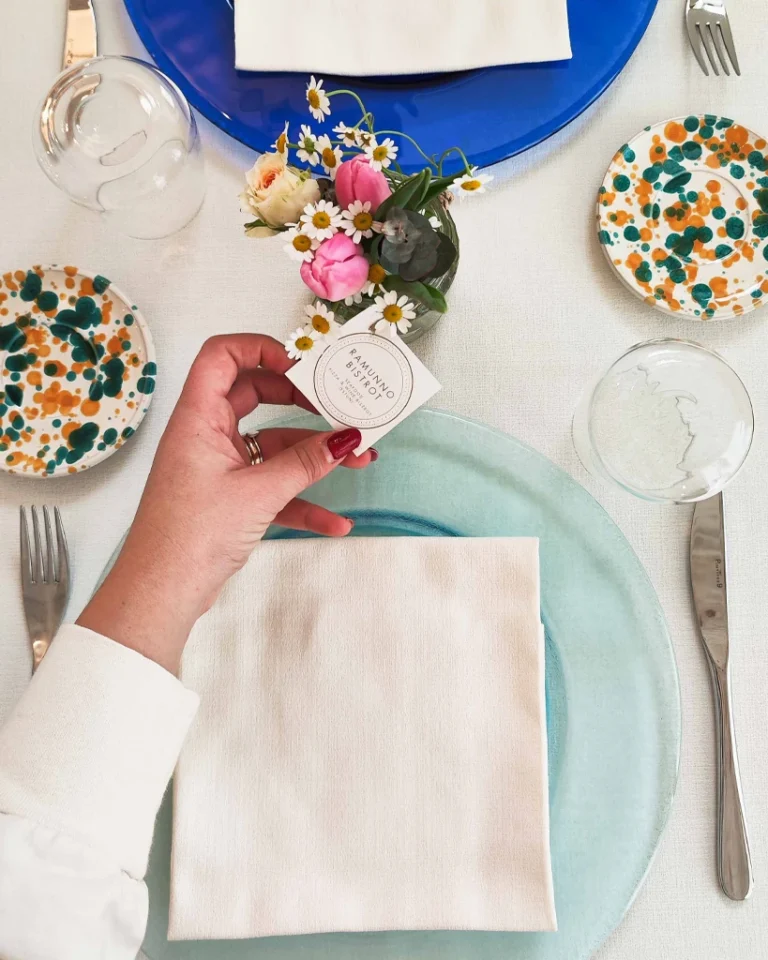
<box><xmin>246</xmin><ymin>427</ymin><xmax>362</xmax><ymax>511</ymax></box>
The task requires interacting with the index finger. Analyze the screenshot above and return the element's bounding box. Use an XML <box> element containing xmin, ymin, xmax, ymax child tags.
<box><xmin>182</xmin><ymin>334</ymin><xmax>294</xmax><ymax>405</ymax></box>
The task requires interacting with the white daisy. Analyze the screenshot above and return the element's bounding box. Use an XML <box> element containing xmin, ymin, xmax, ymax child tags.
<box><xmin>344</xmin><ymin>290</ymin><xmax>364</xmax><ymax>307</ymax></box>
<box><xmin>304</xmin><ymin>301</ymin><xmax>339</xmax><ymax>339</ymax></box>
<box><xmin>299</xmin><ymin>199</ymin><xmax>343</xmax><ymax>241</ymax></box>
<box><xmin>428</xmin><ymin>215</ymin><xmax>441</xmax><ymax>230</ymax></box>
<box><xmin>316</xmin><ymin>135</ymin><xmax>343</xmax><ymax>179</ymax></box>
<box><xmin>283</xmin><ymin>225</ymin><xmax>319</xmax><ymax>263</ymax></box>
<box><xmin>296</xmin><ymin>125</ymin><xmax>319</xmax><ymax>166</ymax></box>
<box><xmin>452</xmin><ymin>166</ymin><xmax>493</xmax><ymax>199</ymax></box>
<box><xmin>272</xmin><ymin>121</ymin><xmax>289</xmax><ymax>156</ymax></box>
<box><xmin>362</xmin><ymin>262</ymin><xmax>387</xmax><ymax>297</ymax></box>
<box><xmin>306</xmin><ymin>76</ymin><xmax>331</xmax><ymax>123</ymax></box>
<box><xmin>333</xmin><ymin>122</ymin><xmax>360</xmax><ymax>148</ymax></box>
<box><xmin>341</xmin><ymin>200</ymin><xmax>379</xmax><ymax>243</ymax></box>
<box><xmin>285</xmin><ymin>327</ymin><xmax>322</xmax><ymax>360</ymax></box>
<box><xmin>357</xmin><ymin>130</ymin><xmax>375</xmax><ymax>149</ymax></box>
<box><xmin>372</xmin><ymin>290</ymin><xmax>416</xmax><ymax>338</ymax></box>
<box><xmin>365</xmin><ymin>137</ymin><xmax>398</xmax><ymax>172</ymax></box>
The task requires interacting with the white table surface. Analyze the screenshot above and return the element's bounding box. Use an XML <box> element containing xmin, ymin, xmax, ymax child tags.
<box><xmin>2</xmin><ymin>0</ymin><xmax>768</xmax><ymax>957</ymax></box>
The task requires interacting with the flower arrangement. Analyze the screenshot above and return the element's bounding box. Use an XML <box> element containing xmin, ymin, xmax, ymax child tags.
<box><xmin>240</xmin><ymin>78</ymin><xmax>492</xmax><ymax>356</ymax></box>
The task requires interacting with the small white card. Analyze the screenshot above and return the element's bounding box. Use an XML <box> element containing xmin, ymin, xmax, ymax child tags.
<box><xmin>285</xmin><ymin>307</ymin><xmax>442</xmax><ymax>455</ymax></box>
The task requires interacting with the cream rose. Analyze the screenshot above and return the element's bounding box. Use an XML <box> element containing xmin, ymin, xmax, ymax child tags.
<box><xmin>241</xmin><ymin>152</ymin><xmax>320</xmax><ymax>237</ymax></box>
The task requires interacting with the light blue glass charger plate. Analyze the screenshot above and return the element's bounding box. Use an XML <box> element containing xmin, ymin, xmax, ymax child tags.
<box><xmin>138</xmin><ymin>409</ymin><xmax>680</xmax><ymax>960</ymax></box>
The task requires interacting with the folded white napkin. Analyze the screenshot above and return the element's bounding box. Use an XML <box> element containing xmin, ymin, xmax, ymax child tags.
<box><xmin>235</xmin><ymin>0</ymin><xmax>571</xmax><ymax>76</ymax></box>
<box><xmin>169</xmin><ymin>537</ymin><xmax>555</xmax><ymax>940</ymax></box>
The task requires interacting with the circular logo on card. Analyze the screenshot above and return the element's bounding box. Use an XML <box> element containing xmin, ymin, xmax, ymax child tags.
<box><xmin>313</xmin><ymin>333</ymin><xmax>414</xmax><ymax>428</ymax></box>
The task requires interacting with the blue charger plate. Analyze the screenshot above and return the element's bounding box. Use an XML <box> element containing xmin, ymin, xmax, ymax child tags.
<box><xmin>123</xmin><ymin>0</ymin><xmax>658</xmax><ymax>172</ymax></box>
<box><xmin>126</xmin><ymin>409</ymin><xmax>680</xmax><ymax>960</ymax></box>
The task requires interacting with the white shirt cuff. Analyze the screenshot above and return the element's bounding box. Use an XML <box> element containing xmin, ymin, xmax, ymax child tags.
<box><xmin>0</xmin><ymin>624</ymin><xmax>199</xmax><ymax>879</ymax></box>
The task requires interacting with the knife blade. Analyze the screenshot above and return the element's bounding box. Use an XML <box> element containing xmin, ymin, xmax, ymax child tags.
<box><xmin>690</xmin><ymin>492</ymin><xmax>753</xmax><ymax>900</ymax></box>
<box><xmin>63</xmin><ymin>0</ymin><xmax>98</xmax><ymax>70</ymax></box>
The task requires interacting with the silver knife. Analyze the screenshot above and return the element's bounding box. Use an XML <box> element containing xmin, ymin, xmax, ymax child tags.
<box><xmin>690</xmin><ymin>492</ymin><xmax>753</xmax><ymax>900</ymax></box>
<box><xmin>63</xmin><ymin>0</ymin><xmax>98</xmax><ymax>70</ymax></box>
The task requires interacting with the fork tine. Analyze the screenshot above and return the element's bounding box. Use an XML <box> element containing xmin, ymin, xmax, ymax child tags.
<box><xmin>718</xmin><ymin>17</ymin><xmax>741</xmax><ymax>76</ymax></box>
<box><xmin>698</xmin><ymin>23</ymin><xmax>720</xmax><ymax>76</ymax></box>
<box><xmin>20</xmin><ymin>507</ymin><xmax>32</xmax><ymax>585</ymax></box>
<box><xmin>686</xmin><ymin>17</ymin><xmax>710</xmax><ymax>76</ymax></box>
<box><xmin>708</xmin><ymin>23</ymin><xmax>731</xmax><ymax>76</ymax></box>
<box><xmin>55</xmin><ymin>507</ymin><xmax>69</xmax><ymax>588</ymax></box>
<box><xmin>43</xmin><ymin>506</ymin><xmax>55</xmax><ymax>583</ymax></box>
<box><xmin>31</xmin><ymin>507</ymin><xmax>44</xmax><ymax>584</ymax></box>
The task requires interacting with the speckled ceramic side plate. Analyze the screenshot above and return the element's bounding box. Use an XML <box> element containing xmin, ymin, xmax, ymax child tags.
<box><xmin>0</xmin><ymin>266</ymin><xmax>156</xmax><ymax>477</ymax></box>
<box><xmin>597</xmin><ymin>115</ymin><xmax>768</xmax><ymax>320</ymax></box>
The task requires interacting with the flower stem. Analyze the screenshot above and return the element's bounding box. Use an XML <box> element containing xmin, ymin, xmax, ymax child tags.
<box><xmin>327</xmin><ymin>90</ymin><xmax>375</xmax><ymax>132</ymax></box>
<box><xmin>374</xmin><ymin>131</ymin><xmax>439</xmax><ymax>171</ymax></box>
<box><xmin>436</xmin><ymin>146</ymin><xmax>473</xmax><ymax>177</ymax></box>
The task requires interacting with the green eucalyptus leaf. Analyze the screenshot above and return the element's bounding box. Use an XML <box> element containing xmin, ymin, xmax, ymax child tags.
<box><xmin>429</xmin><ymin>232</ymin><xmax>458</xmax><ymax>277</ymax></box>
<box><xmin>382</xmin><ymin>276</ymin><xmax>448</xmax><ymax>313</ymax></box>
<box><xmin>399</xmin><ymin>247</ymin><xmax>439</xmax><ymax>282</ymax></box>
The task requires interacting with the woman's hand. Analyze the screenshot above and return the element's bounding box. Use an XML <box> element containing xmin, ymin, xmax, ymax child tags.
<box><xmin>78</xmin><ymin>334</ymin><xmax>375</xmax><ymax>673</ymax></box>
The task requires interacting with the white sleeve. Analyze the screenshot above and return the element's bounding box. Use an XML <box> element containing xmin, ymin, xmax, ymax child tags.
<box><xmin>0</xmin><ymin>624</ymin><xmax>199</xmax><ymax>960</ymax></box>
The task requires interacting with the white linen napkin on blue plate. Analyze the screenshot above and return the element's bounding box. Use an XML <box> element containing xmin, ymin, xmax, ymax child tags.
<box><xmin>169</xmin><ymin>536</ymin><xmax>555</xmax><ymax>940</ymax></box>
<box><xmin>234</xmin><ymin>0</ymin><xmax>571</xmax><ymax>75</ymax></box>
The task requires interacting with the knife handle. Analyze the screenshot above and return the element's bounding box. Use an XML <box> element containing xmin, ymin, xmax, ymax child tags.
<box><xmin>711</xmin><ymin>661</ymin><xmax>753</xmax><ymax>900</ymax></box>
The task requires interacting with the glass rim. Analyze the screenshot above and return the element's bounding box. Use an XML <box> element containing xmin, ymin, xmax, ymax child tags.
<box><xmin>586</xmin><ymin>337</ymin><xmax>755</xmax><ymax>503</ymax></box>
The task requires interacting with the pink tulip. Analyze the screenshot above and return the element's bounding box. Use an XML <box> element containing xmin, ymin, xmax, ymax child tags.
<box><xmin>335</xmin><ymin>156</ymin><xmax>391</xmax><ymax>212</ymax></box>
<box><xmin>300</xmin><ymin>233</ymin><xmax>369</xmax><ymax>302</ymax></box>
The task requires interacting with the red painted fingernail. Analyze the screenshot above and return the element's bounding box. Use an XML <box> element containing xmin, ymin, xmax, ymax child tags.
<box><xmin>369</xmin><ymin>448</ymin><xmax>379</xmax><ymax>462</ymax></box>
<box><xmin>327</xmin><ymin>428</ymin><xmax>362</xmax><ymax>460</ymax></box>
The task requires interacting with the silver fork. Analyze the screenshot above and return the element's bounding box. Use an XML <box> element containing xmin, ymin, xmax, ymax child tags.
<box><xmin>20</xmin><ymin>506</ymin><xmax>71</xmax><ymax>672</ymax></box>
<box><xmin>685</xmin><ymin>0</ymin><xmax>741</xmax><ymax>76</ymax></box>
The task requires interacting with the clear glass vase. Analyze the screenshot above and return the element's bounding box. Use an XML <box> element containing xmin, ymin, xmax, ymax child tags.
<box><xmin>337</xmin><ymin>194</ymin><xmax>459</xmax><ymax>344</ymax></box>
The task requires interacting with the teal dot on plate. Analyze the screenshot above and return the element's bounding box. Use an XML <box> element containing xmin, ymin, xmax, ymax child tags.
<box><xmin>641</xmin><ymin>243</ymin><xmax>650</xmax><ymax>252</ymax></box>
<box><xmin>726</xmin><ymin>216</ymin><xmax>745</xmax><ymax>240</ymax></box>
<box><xmin>623</xmin><ymin>226</ymin><xmax>641</xmax><ymax>241</ymax></box>
<box><xmin>730</xmin><ymin>164</ymin><xmax>745</xmax><ymax>179</ymax></box>
<box><xmin>36</xmin><ymin>291</ymin><xmax>59</xmax><ymax>312</ymax></box>
<box><xmin>684</xmin><ymin>116</ymin><xmax>699</xmax><ymax>132</ymax></box>
<box><xmin>613</xmin><ymin>174</ymin><xmax>631</xmax><ymax>192</ymax></box>
<box><xmin>52</xmin><ymin>418</ymin><xmax>62</xmax><ymax>428</ymax></box>
<box><xmin>65</xmin><ymin>371</ymin><xmax>77</xmax><ymax>382</ymax></box>
<box><xmin>712</xmin><ymin>206</ymin><xmax>726</xmax><ymax>220</ymax></box>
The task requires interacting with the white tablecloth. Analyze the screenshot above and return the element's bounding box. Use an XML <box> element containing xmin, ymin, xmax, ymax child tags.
<box><xmin>1</xmin><ymin>1</ymin><xmax>767</xmax><ymax>957</ymax></box>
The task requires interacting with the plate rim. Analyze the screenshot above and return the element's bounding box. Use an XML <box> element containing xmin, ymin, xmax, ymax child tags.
<box><xmin>0</xmin><ymin>264</ymin><xmax>156</xmax><ymax>479</ymax></box>
<box><xmin>122</xmin><ymin>0</ymin><xmax>660</xmax><ymax>170</ymax></box>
